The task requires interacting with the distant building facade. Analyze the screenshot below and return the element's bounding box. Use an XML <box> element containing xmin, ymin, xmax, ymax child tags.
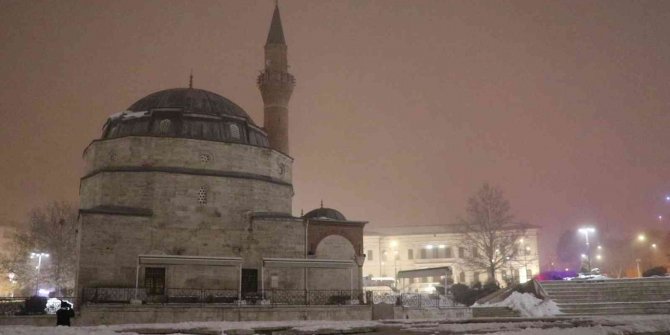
<box><xmin>75</xmin><ymin>5</ymin><xmax>366</xmax><ymax>303</ymax></box>
<box><xmin>0</xmin><ymin>222</ymin><xmax>21</xmax><ymax>296</ymax></box>
<box><xmin>363</xmin><ymin>225</ymin><xmax>540</xmax><ymax>291</ymax></box>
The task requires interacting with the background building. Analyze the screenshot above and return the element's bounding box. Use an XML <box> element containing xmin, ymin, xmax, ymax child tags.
<box><xmin>363</xmin><ymin>225</ymin><xmax>540</xmax><ymax>292</ymax></box>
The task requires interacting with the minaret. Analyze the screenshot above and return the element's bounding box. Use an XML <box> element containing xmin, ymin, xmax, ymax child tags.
<box><xmin>257</xmin><ymin>3</ymin><xmax>295</xmax><ymax>155</ymax></box>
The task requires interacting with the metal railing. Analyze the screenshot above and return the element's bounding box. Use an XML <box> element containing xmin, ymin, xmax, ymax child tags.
<box><xmin>82</xmin><ymin>287</ymin><xmax>146</xmax><ymax>303</ymax></box>
<box><xmin>264</xmin><ymin>289</ymin><xmax>363</xmax><ymax>306</ymax></box>
<box><xmin>80</xmin><ymin>288</ymin><xmax>364</xmax><ymax>306</ymax></box>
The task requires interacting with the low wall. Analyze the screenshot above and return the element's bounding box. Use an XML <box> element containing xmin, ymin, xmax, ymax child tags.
<box><xmin>0</xmin><ymin>315</ymin><xmax>55</xmax><ymax>327</ymax></box>
<box><xmin>394</xmin><ymin>307</ymin><xmax>471</xmax><ymax>320</ymax></box>
<box><xmin>371</xmin><ymin>304</ymin><xmax>471</xmax><ymax>321</ymax></box>
<box><xmin>74</xmin><ymin>304</ymin><xmax>372</xmax><ymax>326</ymax></box>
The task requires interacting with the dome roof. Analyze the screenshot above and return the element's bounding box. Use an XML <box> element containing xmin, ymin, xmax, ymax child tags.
<box><xmin>102</xmin><ymin>87</ymin><xmax>269</xmax><ymax>147</ymax></box>
<box><xmin>128</xmin><ymin>88</ymin><xmax>253</xmax><ymax>122</ymax></box>
<box><xmin>304</xmin><ymin>207</ymin><xmax>347</xmax><ymax>221</ymax></box>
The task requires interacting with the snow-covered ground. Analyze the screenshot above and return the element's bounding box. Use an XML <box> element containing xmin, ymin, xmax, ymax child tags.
<box><xmin>3</xmin><ymin>315</ymin><xmax>670</xmax><ymax>335</ymax></box>
<box><xmin>476</xmin><ymin>292</ymin><xmax>561</xmax><ymax>317</ymax></box>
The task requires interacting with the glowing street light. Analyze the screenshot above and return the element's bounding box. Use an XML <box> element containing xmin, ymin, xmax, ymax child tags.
<box><xmin>665</xmin><ymin>195</ymin><xmax>670</xmax><ymax>201</ymax></box>
<box><xmin>638</xmin><ymin>234</ymin><xmax>646</xmax><ymax>242</ymax></box>
<box><xmin>596</xmin><ymin>254</ymin><xmax>602</xmax><ymax>260</ymax></box>
<box><xmin>578</xmin><ymin>227</ymin><xmax>596</xmax><ymax>272</ymax></box>
<box><xmin>597</xmin><ymin>245</ymin><xmax>602</xmax><ymax>250</ymax></box>
<box><xmin>30</xmin><ymin>252</ymin><xmax>49</xmax><ymax>296</ymax></box>
<box><xmin>652</xmin><ymin>243</ymin><xmax>657</xmax><ymax>249</ymax></box>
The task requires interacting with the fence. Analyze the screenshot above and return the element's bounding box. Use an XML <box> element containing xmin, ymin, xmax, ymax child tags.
<box><xmin>80</xmin><ymin>288</ymin><xmax>364</xmax><ymax>306</ymax></box>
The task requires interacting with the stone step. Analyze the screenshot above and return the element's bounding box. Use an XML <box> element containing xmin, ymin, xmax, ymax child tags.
<box><xmin>544</xmin><ymin>288</ymin><xmax>670</xmax><ymax>293</ymax></box>
<box><xmin>546</xmin><ymin>291</ymin><xmax>670</xmax><ymax>297</ymax></box>
<box><xmin>542</xmin><ymin>283</ymin><xmax>670</xmax><ymax>289</ymax></box>
<box><xmin>539</xmin><ymin>279</ymin><xmax>670</xmax><ymax>315</ymax></box>
<box><xmin>552</xmin><ymin>296</ymin><xmax>670</xmax><ymax>302</ymax></box>
<box><xmin>542</xmin><ymin>281</ymin><xmax>670</xmax><ymax>286</ymax></box>
<box><xmin>559</xmin><ymin>305</ymin><xmax>670</xmax><ymax>315</ymax></box>
<box><xmin>542</xmin><ymin>285</ymin><xmax>670</xmax><ymax>291</ymax></box>
<box><xmin>541</xmin><ymin>280</ymin><xmax>670</xmax><ymax>287</ymax></box>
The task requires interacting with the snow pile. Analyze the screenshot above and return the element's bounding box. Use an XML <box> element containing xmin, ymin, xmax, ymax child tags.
<box><xmin>486</xmin><ymin>292</ymin><xmax>561</xmax><ymax>317</ymax></box>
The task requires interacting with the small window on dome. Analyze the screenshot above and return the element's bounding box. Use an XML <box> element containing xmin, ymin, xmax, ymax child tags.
<box><xmin>159</xmin><ymin>119</ymin><xmax>172</xmax><ymax>135</ymax></box>
<box><xmin>197</xmin><ymin>186</ymin><xmax>208</xmax><ymax>205</ymax></box>
<box><xmin>229</xmin><ymin>124</ymin><xmax>240</xmax><ymax>139</ymax></box>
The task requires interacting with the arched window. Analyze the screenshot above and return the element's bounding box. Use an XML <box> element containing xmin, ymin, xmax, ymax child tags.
<box><xmin>197</xmin><ymin>186</ymin><xmax>208</xmax><ymax>205</ymax></box>
<box><xmin>159</xmin><ymin>119</ymin><xmax>172</xmax><ymax>135</ymax></box>
<box><xmin>229</xmin><ymin>123</ymin><xmax>240</xmax><ymax>139</ymax></box>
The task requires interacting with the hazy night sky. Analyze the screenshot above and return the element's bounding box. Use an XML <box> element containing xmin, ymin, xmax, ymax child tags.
<box><xmin>1</xmin><ymin>0</ymin><xmax>669</xmax><ymax>264</ymax></box>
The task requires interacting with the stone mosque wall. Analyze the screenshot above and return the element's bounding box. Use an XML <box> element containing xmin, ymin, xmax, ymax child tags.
<box><xmin>82</xmin><ymin>136</ymin><xmax>293</xmax><ymax>184</ymax></box>
<box><xmin>77</xmin><ymin>136</ymin><xmax>299</xmax><ymax>291</ymax></box>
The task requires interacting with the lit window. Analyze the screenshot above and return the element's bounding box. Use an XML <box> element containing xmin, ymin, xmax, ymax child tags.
<box><xmin>229</xmin><ymin>124</ymin><xmax>240</xmax><ymax>139</ymax></box>
<box><xmin>159</xmin><ymin>119</ymin><xmax>171</xmax><ymax>134</ymax></box>
<box><xmin>270</xmin><ymin>275</ymin><xmax>279</xmax><ymax>289</ymax></box>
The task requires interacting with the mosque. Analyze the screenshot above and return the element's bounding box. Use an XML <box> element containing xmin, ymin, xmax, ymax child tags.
<box><xmin>75</xmin><ymin>4</ymin><xmax>367</xmax><ymax>304</ymax></box>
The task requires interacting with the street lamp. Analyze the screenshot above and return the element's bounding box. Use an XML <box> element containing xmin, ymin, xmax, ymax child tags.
<box><xmin>7</xmin><ymin>273</ymin><xmax>16</xmax><ymax>297</ymax></box>
<box><xmin>578</xmin><ymin>227</ymin><xmax>596</xmax><ymax>273</ymax></box>
<box><xmin>30</xmin><ymin>252</ymin><xmax>49</xmax><ymax>296</ymax></box>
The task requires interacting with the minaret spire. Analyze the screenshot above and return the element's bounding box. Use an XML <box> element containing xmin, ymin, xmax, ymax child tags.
<box><xmin>266</xmin><ymin>2</ymin><xmax>286</xmax><ymax>46</ymax></box>
<box><xmin>188</xmin><ymin>69</ymin><xmax>193</xmax><ymax>89</ymax></box>
<box><xmin>257</xmin><ymin>3</ymin><xmax>295</xmax><ymax>154</ymax></box>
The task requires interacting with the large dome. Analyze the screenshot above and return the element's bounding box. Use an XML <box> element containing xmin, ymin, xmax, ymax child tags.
<box><xmin>101</xmin><ymin>88</ymin><xmax>270</xmax><ymax>148</ymax></box>
<box><xmin>127</xmin><ymin>88</ymin><xmax>252</xmax><ymax>121</ymax></box>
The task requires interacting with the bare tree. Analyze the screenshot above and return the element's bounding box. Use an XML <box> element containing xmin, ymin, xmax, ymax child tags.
<box><xmin>459</xmin><ymin>183</ymin><xmax>526</xmax><ymax>284</ymax></box>
<box><xmin>0</xmin><ymin>202</ymin><xmax>77</xmax><ymax>296</ymax></box>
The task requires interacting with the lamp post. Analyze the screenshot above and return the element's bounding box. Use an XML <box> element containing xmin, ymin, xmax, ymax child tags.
<box><xmin>30</xmin><ymin>252</ymin><xmax>49</xmax><ymax>296</ymax></box>
<box><xmin>7</xmin><ymin>273</ymin><xmax>16</xmax><ymax>297</ymax></box>
<box><xmin>578</xmin><ymin>227</ymin><xmax>596</xmax><ymax>273</ymax></box>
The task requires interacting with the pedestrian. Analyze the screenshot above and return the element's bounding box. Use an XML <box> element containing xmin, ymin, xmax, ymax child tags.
<box><xmin>56</xmin><ymin>301</ymin><xmax>75</xmax><ymax>326</ymax></box>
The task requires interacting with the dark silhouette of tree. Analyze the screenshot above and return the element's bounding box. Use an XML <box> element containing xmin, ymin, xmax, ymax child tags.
<box><xmin>0</xmin><ymin>202</ymin><xmax>77</xmax><ymax>296</ymax></box>
<box><xmin>459</xmin><ymin>183</ymin><xmax>527</xmax><ymax>283</ymax></box>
